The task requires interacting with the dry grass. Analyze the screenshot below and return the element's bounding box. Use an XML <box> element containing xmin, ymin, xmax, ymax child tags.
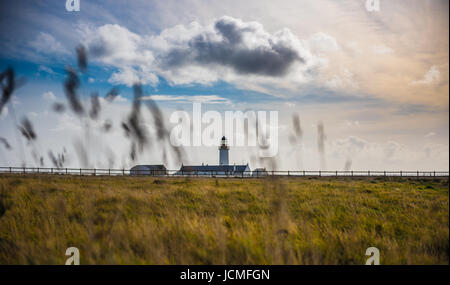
<box><xmin>0</xmin><ymin>174</ymin><xmax>448</xmax><ymax>264</ymax></box>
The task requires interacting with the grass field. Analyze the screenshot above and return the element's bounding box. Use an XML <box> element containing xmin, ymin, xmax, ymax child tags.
<box><xmin>0</xmin><ymin>174</ymin><xmax>448</xmax><ymax>265</ymax></box>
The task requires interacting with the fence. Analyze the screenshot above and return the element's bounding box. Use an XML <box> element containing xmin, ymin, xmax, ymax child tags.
<box><xmin>0</xmin><ymin>166</ymin><xmax>448</xmax><ymax>178</ymax></box>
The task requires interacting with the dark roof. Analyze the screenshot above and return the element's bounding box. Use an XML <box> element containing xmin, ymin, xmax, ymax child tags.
<box><xmin>131</xmin><ymin>165</ymin><xmax>166</xmax><ymax>170</ymax></box>
<box><xmin>180</xmin><ymin>165</ymin><xmax>248</xmax><ymax>172</ymax></box>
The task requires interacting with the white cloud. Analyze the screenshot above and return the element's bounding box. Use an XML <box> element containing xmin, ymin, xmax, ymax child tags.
<box><xmin>42</xmin><ymin>91</ymin><xmax>56</xmax><ymax>101</ymax></box>
<box><xmin>423</xmin><ymin>143</ymin><xmax>447</xmax><ymax>159</ymax></box>
<box><xmin>80</xmin><ymin>17</ymin><xmax>329</xmax><ymax>94</ymax></box>
<box><xmin>50</xmin><ymin>113</ymin><xmax>84</xmax><ymax>133</ymax></box>
<box><xmin>98</xmin><ymin>94</ymin><xmax>128</xmax><ymax>104</ymax></box>
<box><xmin>325</xmin><ymin>68</ymin><xmax>359</xmax><ymax>90</ymax></box>
<box><xmin>334</xmin><ymin>136</ymin><xmax>368</xmax><ymax>155</ymax></box>
<box><xmin>383</xmin><ymin>141</ymin><xmax>402</xmax><ymax>159</ymax></box>
<box><xmin>38</xmin><ymin>65</ymin><xmax>55</xmax><ymax>75</ymax></box>
<box><xmin>108</xmin><ymin>66</ymin><xmax>159</xmax><ymax>87</ymax></box>
<box><xmin>80</xmin><ymin>23</ymin><xmax>158</xmax><ymax>86</ymax></box>
<box><xmin>307</xmin><ymin>32</ymin><xmax>340</xmax><ymax>53</ymax></box>
<box><xmin>372</xmin><ymin>45</ymin><xmax>394</xmax><ymax>55</ymax></box>
<box><xmin>412</xmin><ymin>65</ymin><xmax>440</xmax><ymax>85</ymax></box>
<box><xmin>140</xmin><ymin>94</ymin><xmax>230</xmax><ymax>104</ymax></box>
<box><xmin>30</xmin><ymin>32</ymin><xmax>68</xmax><ymax>55</ymax></box>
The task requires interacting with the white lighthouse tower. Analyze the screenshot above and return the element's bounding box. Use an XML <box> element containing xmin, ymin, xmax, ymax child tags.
<box><xmin>219</xmin><ymin>136</ymin><xmax>229</xmax><ymax>165</ymax></box>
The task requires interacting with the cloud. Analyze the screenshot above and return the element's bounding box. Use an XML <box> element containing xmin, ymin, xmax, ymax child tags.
<box><xmin>42</xmin><ymin>91</ymin><xmax>56</xmax><ymax>101</ymax></box>
<box><xmin>159</xmin><ymin>16</ymin><xmax>311</xmax><ymax>77</ymax></box>
<box><xmin>81</xmin><ymin>16</ymin><xmax>326</xmax><ymax>91</ymax></box>
<box><xmin>325</xmin><ymin>68</ymin><xmax>359</xmax><ymax>90</ymax></box>
<box><xmin>98</xmin><ymin>94</ymin><xmax>128</xmax><ymax>104</ymax></box>
<box><xmin>372</xmin><ymin>45</ymin><xmax>394</xmax><ymax>55</ymax></box>
<box><xmin>108</xmin><ymin>66</ymin><xmax>158</xmax><ymax>87</ymax></box>
<box><xmin>383</xmin><ymin>141</ymin><xmax>401</xmax><ymax>158</ymax></box>
<box><xmin>38</xmin><ymin>65</ymin><xmax>56</xmax><ymax>75</ymax></box>
<box><xmin>331</xmin><ymin>136</ymin><xmax>410</xmax><ymax>168</ymax></box>
<box><xmin>80</xmin><ymin>23</ymin><xmax>158</xmax><ymax>86</ymax></box>
<box><xmin>307</xmin><ymin>32</ymin><xmax>340</xmax><ymax>53</ymax></box>
<box><xmin>412</xmin><ymin>65</ymin><xmax>440</xmax><ymax>85</ymax></box>
<box><xmin>424</xmin><ymin>132</ymin><xmax>436</xmax><ymax>138</ymax></box>
<box><xmin>29</xmin><ymin>32</ymin><xmax>68</xmax><ymax>55</ymax></box>
<box><xmin>335</xmin><ymin>136</ymin><xmax>368</xmax><ymax>153</ymax></box>
<box><xmin>423</xmin><ymin>143</ymin><xmax>447</xmax><ymax>159</ymax></box>
<box><xmin>140</xmin><ymin>94</ymin><xmax>230</xmax><ymax>104</ymax></box>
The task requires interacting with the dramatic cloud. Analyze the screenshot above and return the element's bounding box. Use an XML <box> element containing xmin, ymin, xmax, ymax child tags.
<box><xmin>80</xmin><ymin>23</ymin><xmax>157</xmax><ymax>86</ymax></box>
<box><xmin>81</xmin><ymin>16</ymin><xmax>325</xmax><ymax>89</ymax></box>
<box><xmin>159</xmin><ymin>16</ymin><xmax>309</xmax><ymax>76</ymax></box>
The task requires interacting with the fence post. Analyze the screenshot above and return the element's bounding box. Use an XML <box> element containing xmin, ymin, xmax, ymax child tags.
<box><xmin>319</xmin><ymin>170</ymin><xmax>321</xmax><ymax>177</ymax></box>
<box><xmin>94</xmin><ymin>168</ymin><xmax>96</xmax><ymax>176</ymax></box>
<box><xmin>9</xmin><ymin>167</ymin><xmax>11</xmax><ymax>173</ymax></box>
<box><xmin>109</xmin><ymin>169</ymin><xmax>111</xmax><ymax>176</ymax></box>
<box><xmin>351</xmin><ymin>170</ymin><xmax>353</xmax><ymax>177</ymax></box>
<box><xmin>37</xmin><ymin>167</ymin><xmax>39</xmax><ymax>174</ymax></box>
<box><xmin>336</xmin><ymin>170</ymin><xmax>338</xmax><ymax>176</ymax></box>
<box><xmin>23</xmin><ymin>167</ymin><xmax>25</xmax><ymax>174</ymax></box>
<box><xmin>51</xmin><ymin>167</ymin><xmax>53</xmax><ymax>174</ymax></box>
<box><xmin>66</xmin><ymin>168</ymin><xmax>68</xmax><ymax>174</ymax></box>
<box><xmin>288</xmin><ymin>170</ymin><xmax>290</xmax><ymax>176</ymax></box>
<box><xmin>384</xmin><ymin>171</ymin><xmax>386</xmax><ymax>177</ymax></box>
<box><xmin>417</xmin><ymin>170</ymin><xmax>419</xmax><ymax>178</ymax></box>
<box><xmin>123</xmin><ymin>168</ymin><xmax>125</xmax><ymax>176</ymax></box>
<box><xmin>434</xmin><ymin>171</ymin><xmax>435</xmax><ymax>177</ymax></box>
<box><xmin>368</xmin><ymin>170</ymin><xmax>370</xmax><ymax>176</ymax></box>
<box><xmin>80</xmin><ymin>168</ymin><xmax>82</xmax><ymax>175</ymax></box>
<box><xmin>400</xmin><ymin>171</ymin><xmax>402</xmax><ymax>177</ymax></box>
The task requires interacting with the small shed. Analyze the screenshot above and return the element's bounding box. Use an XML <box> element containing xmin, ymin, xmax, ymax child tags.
<box><xmin>252</xmin><ymin>168</ymin><xmax>268</xmax><ymax>177</ymax></box>
<box><xmin>130</xmin><ymin>165</ymin><xmax>167</xmax><ymax>176</ymax></box>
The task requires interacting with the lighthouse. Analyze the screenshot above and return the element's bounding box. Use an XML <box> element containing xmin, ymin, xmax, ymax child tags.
<box><xmin>219</xmin><ymin>136</ymin><xmax>229</xmax><ymax>165</ymax></box>
<box><xmin>174</xmin><ymin>135</ymin><xmax>251</xmax><ymax>176</ymax></box>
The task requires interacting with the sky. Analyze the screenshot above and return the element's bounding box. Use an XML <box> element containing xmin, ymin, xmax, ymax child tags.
<box><xmin>0</xmin><ymin>0</ymin><xmax>448</xmax><ymax>171</ymax></box>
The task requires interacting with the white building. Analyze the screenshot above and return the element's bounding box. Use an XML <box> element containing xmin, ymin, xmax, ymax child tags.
<box><xmin>176</xmin><ymin>136</ymin><xmax>251</xmax><ymax>177</ymax></box>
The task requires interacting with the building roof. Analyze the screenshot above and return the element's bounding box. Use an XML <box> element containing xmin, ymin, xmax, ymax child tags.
<box><xmin>179</xmin><ymin>165</ymin><xmax>249</xmax><ymax>172</ymax></box>
<box><xmin>131</xmin><ymin>165</ymin><xmax>167</xmax><ymax>170</ymax></box>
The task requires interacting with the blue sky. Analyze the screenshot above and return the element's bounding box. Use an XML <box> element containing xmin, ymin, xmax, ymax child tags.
<box><xmin>0</xmin><ymin>0</ymin><xmax>448</xmax><ymax>170</ymax></box>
